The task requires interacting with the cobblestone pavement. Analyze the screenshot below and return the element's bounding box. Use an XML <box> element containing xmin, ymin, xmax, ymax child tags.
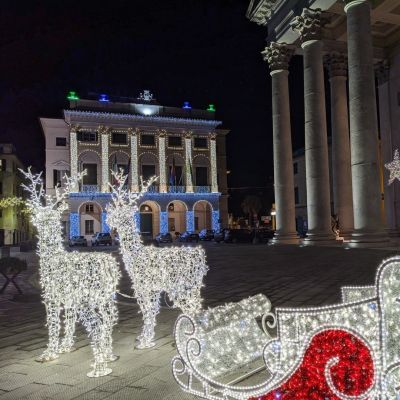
<box><xmin>0</xmin><ymin>243</ymin><xmax>398</xmax><ymax>399</ymax></box>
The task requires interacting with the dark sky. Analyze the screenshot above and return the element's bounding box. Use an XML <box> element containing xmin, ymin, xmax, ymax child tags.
<box><xmin>0</xmin><ymin>0</ymin><xmax>306</xmax><ymax>198</ymax></box>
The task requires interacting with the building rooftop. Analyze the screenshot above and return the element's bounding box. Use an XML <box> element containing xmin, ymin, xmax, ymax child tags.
<box><xmin>66</xmin><ymin>90</ymin><xmax>219</xmax><ymax>123</ymax></box>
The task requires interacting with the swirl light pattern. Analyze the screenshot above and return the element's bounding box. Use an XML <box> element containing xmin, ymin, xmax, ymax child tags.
<box><xmin>173</xmin><ymin>256</ymin><xmax>400</xmax><ymax>399</ymax></box>
<box><xmin>106</xmin><ymin>171</ymin><xmax>208</xmax><ymax>349</ymax></box>
<box><xmin>21</xmin><ymin>168</ymin><xmax>120</xmax><ymax>378</ymax></box>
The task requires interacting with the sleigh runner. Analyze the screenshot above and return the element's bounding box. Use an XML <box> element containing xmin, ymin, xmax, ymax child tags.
<box><xmin>172</xmin><ymin>256</ymin><xmax>400</xmax><ymax>399</ymax></box>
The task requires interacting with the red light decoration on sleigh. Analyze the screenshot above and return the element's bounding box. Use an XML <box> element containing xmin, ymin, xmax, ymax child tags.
<box><xmin>172</xmin><ymin>256</ymin><xmax>400</xmax><ymax>399</ymax></box>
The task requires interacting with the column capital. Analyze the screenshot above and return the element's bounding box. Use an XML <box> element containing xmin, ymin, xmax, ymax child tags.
<box><xmin>375</xmin><ymin>59</ymin><xmax>390</xmax><ymax>85</ymax></box>
<box><xmin>290</xmin><ymin>8</ymin><xmax>328</xmax><ymax>44</ymax></box>
<box><xmin>262</xmin><ymin>42</ymin><xmax>294</xmax><ymax>72</ymax></box>
<box><xmin>343</xmin><ymin>0</ymin><xmax>373</xmax><ymax>13</ymax></box>
<box><xmin>184</xmin><ymin>131</ymin><xmax>193</xmax><ymax>139</ymax></box>
<box><xmin>70</xmin><ymin>124</ymin><xmax>79</xmax><ymax>133</ymax></box>
<box><xmin>324</xmin><ymin>52</ymin><xmax>347</xmax><ymax>78</ymax></box>
<box><xmin>157</xmin><ymin>129</ymin><xmax>167</xmax><ymax>138</ymax></box>
<box><xmin>209</xmin><ymin>132</ymin><xmax>217</xmax><ymax>140</ymax></box>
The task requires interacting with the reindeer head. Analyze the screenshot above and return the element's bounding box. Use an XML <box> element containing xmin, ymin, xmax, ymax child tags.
<box><xmin>20</xmin><ymin>167</ymin><xmax>84</xmax><ymax>232</ymax></box>
<box><xmin>106</xmin><ymin>169</ymin><xmax>156</xmax><ymax>233</ymax></box>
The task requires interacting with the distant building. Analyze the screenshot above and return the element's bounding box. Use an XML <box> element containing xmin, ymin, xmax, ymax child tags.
<box><xmin>40</xmin><ymin>91</ymin><xmax>229</xmax><ymax>239</ymax></box>
<box><xmin>0</xmin><ymin>144</ymin><xmax>32</xmax><ymax>245</ymax></box>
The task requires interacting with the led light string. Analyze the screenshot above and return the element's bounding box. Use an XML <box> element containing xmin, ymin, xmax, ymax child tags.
<box><xmin>20</xmin><ymin>168</ymin><xmax>120</xmax><ymax>378</ymax></box>
<box><xmin>106</xmin><ymin>170</ymin><xmax>208</xmax><ymax>349</ymax></box>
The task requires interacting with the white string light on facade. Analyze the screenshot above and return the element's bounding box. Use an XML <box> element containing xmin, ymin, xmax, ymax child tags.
<box><xmin>21</xmin><ymin>168</ymin><xmax>120</xmax><ymax>378</ymax></box>
<box><xmin>106</xmin><ymin>170</ymin><xmax>208</xmax><ymax>349</ymax></box>
<box><xmin>172</xmin><ymin>256</ymin><xmax>400</xmax><ymax>399</ymax></box>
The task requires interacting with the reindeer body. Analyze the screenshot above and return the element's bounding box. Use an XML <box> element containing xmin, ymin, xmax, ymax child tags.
<box><xmin>107</xmin><ymin>173</ymin><xmax>208</xmax><ymax>348</ymax></box>
<box><xmin>22</xmin><ymin>170</ymin><xmax>120</xmax><ymax>377</ymax></box>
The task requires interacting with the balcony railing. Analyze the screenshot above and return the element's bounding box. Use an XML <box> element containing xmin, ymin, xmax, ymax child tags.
<box><xmin>194</xmin><ymin>186</ymin><xmax>211</xmax><ymax>193</ymax></box>
<box><xmin>81</xmin><ymin>184</ymin><xmax>100</xmax><ymax>193</ymax></box>
<box><xmin>168</xmin><ymin>186</ymin><xmax>186</xmax><ymax>193</ymax></box>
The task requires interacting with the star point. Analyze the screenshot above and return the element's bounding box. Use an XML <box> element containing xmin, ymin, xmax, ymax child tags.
<box><xmin>385</xmin><ymin>149</ymin><xmax>400</xmax><ymax>185</ymax></box>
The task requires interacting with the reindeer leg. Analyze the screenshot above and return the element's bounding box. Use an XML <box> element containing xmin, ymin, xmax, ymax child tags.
<box><xmin>59</xmin><ymin>306</ymin><xmax>77</xmax><ymax>353</ymax></box>
<box><xmin>101</xmin><ymin>300</ymin><xmax>119</xmax><ymax>362</ymax></box>
<box><xmin>36</xmin><ymin>301</ymin><xmax>60</xmax><ymax>362</ymax></box>
<box><xmin>81</xmin><ymin>307</ymin><xmax>112</xmax><ymax>378</ymax></box>
<box><xmin>136</xmin><ymin>292</ymin><xmax>160</xmax><ymax>349</ymax></box>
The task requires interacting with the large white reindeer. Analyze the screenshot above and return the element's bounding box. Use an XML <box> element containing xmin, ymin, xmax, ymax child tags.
<box><xmin>21</xmin><ymin>168</ymin><xmax>120</xmax><ymax>377</ymax></box>
<box><xmin>106</xmin><ymin>171</ymin><xmax>208</xmax><ymax>349</ymax></box>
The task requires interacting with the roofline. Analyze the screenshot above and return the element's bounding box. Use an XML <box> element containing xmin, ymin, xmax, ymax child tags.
<box><xmin>63</xmin><ymin>110</ymin><xmax>222</xmax><ymax>129</ymax></box>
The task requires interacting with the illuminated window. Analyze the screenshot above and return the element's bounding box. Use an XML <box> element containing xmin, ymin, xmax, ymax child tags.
<box><xmin>141</xmin><ymin>134</ymin><xmax>155</xmax><ymax>146</ymax></box>
<box><xmin>111</xmin><ymin>133</ymin><xmax>127</xmax><ymax>144</ymax></box>
<box><xmin>56</xmin><ymin>137</ymin><xmax>67</xmax><ymax>146</ymax></box>
<box><xmin>194</xmin><ymin>137</ymin><xmax>208</xmax><ymax>149</ymax></box>
<box><xmin>168</xmin><ymin>136</ymin><xmax>182</xmax><ymax>147</ymax></box>
<box><xmin>78</xmin><ymin>131</ymin><xmax>98</xmax><ymax>142</ymax></box>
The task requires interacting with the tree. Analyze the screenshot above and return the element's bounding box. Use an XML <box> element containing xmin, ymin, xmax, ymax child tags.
<box><xmin>241</xmin><ymin>195</ymin><xmax>262</xmax><ymax>227</ymax></box>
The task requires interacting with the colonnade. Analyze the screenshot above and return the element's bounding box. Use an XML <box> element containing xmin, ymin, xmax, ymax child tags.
<box><xmin>263</xmin><ymin>0</ymin><xmax>389</xmax><ymax>246</ymax></box>
<box><xmin>69</xmin><ymin>128</ymin><xmax>219</xmax><ymax>194</ymax></box>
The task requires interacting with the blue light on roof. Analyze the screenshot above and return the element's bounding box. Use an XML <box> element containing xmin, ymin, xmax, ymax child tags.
<box><xmin>182</xmin><ymin>101</ymin><xmax>192</xmax><ymax>109</ymax></box>
<box><xmin>99</xmin><ymin>94</ymin><xmax>110</xmax><ymax>102</ymax></box>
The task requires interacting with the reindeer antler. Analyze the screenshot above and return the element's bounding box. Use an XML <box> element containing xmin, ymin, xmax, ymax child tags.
<box><xmin>19</xmin><ymin>167</ymin><xmax>45</xmax><ymax>209</ymax></box>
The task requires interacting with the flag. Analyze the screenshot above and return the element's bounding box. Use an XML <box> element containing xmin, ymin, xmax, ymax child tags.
<box><xmin>169</xmin><ymin>157</ymin><xmax>176</xmax><ymax>186</ymax></box>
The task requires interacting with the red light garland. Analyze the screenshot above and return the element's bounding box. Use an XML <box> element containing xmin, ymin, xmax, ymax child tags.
<box><xmin>250</xmin><ymin>329</ymin><xmax>374</xmax><ymax>400</ymax></box>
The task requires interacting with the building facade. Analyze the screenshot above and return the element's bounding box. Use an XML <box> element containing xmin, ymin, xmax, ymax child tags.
<box><xmin>41</xmin><ymin>92</ymin><xmax>229</xmax><ymax>239</ymax></box>
<box><xmin>247</xmin><ymin>0</ymin><xmax>400</xmax><ymax>246</ymax></box>
<box><xmin>0</xmin><ymin>144</ymin><xmax>32</xmax><ymax>246</ymax></box>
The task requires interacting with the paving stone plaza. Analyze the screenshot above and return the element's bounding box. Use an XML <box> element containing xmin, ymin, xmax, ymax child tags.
<box><xmin>0</xmin><ymin>243</ymin><xmax>398</xmax><ymax>400</ymax></box>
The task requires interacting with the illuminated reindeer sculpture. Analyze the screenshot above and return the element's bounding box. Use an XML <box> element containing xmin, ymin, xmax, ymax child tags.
<box><xmin>21</xmin><ymin>168</ymin><xmax>120</xmax><ymax>377</ymax></box>
<box><xmin>106</xmin><ymin>171</ymin><xmax>208</xmax><ymax>349</ymax></box>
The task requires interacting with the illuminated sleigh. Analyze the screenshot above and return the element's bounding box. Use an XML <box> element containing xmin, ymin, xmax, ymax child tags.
<box><xmin>172</xmin><ymin>256</ymin><xmax>400</xmax><ymax>399</ymax></box>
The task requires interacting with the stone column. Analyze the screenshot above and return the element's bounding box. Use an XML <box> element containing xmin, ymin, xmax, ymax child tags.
<box><xmin>209</xmin><ymin>133</ymin><xmax>219</xmax><ymax>193</ymax></box>
<box><xmin>130</xmin><ymin>128</ymin><xmax>139</xmax><ymax>192</ymax></box>
<box><xmin>158</xmin><ymin>130</ymin><xmax>167</xmax><ymax>193</ymax></box>
<box><xmin>69</xmin><ymin>125</ymin><xmax>79</xmax><ymax>192</ymax></box>
<box><xmin>291</xmin><ymin>8</ymin><xmax>335</xmax><ymax>243</ymax></box>
<box><xmin>261</xmin><ymin>42</ymin><xmax>298</xmax><ymax>244</ymax></box>
<box><xmin>101</xmin><ymin>127</ymin><xmax>109</xmax><ymax>192</ymax></box>
<box><xmin>184</xmin><ymin>133</ymin><xmax>194</xmax><ymax>193</ymax></box>
<box><xmin>344</xmin><ymin>0</ymin><xmax>388</xmax><ymax>245</ymax></box>
<box><xmin>325</xmin><ymin>52</ymin><xmax>354</xmax><ymax>238</ymax></box>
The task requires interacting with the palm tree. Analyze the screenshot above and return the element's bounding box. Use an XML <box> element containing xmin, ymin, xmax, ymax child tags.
<box><xmin>241</xmin><ymin>195</ymin><xmax>262</xmax><ymax>228</ymax></box>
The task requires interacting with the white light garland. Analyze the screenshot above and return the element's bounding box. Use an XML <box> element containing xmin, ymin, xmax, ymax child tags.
<box><xmin>209</xmin><ymin>135</ymin><xmax>218</xmax><ymax>193</ymax></box>
<box><xmin>101</xmin><ymin>131</ymin><xmax>109</xmax><ymax>192</ymax></box>
<box><xmin>130</xmin><ymin>131</ymin><xmax>139</xmax><ymax>192</ymax></box>
<box><xmin>184</xmin><ymin>134</ymin><xmax>194</xmax><ymax>193</ymax></box>
<box><xmin>172</xmin><ymin>256</ymin><xmax>400</xmax><ymax>399</ymax></box>
<box><xmin>158</xmin><ymin>132</ymin><xmax>167</xmax><ymax>192</ymax></box>
<box><xmin>21</xmin><ymin>168</ymin><xmax>120</xmax><ymax>378</ymax></box>
<box><xmin>106</xmin><ymin>170</ymin><xmax>208</xmax><ymax>349</ymax></box>
<box><xmin>70</xmin><ymin>127</ymin><xmax>79</xmax><ymax>192</ymax></box>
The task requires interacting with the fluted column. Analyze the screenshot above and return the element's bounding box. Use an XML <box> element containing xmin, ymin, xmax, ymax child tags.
<box><xmin>262</xmin><ymin>42</ymin><xmax>298</xmax><ymax>244</ymax></box>
<box><xmin>291</xmin><ymin>8</ymin><xmax>335</xmax><ymax>243</ymax></box>
<box><xmin>184</xmin><ymin>133</ymin><xmax>194</xmax><ymax>193</ymax></box>
<box><xmin>325</xmin><ymin>52</ymin><xmax>354</xmax><ymax>238</ymax></box>
<box><xmin>344</xmin><ymin>0</ymin><xmax>388</xmax><ymax>246</ymax></box>
<box><xmin>69</xmin><ymin>125</ymin><xmax>79</xmax><ymax>192</ymax></box>
<box><xmin>130</xmin><ymin>128</ymin><xmax>139</xmax><ymax>192</ymax></box>
<box><xmin>158</xmin><ymin>130</ymin><xmax>167</xmax><ymax>193</ymax></box>
<box><xmin>209</xmin><ymin>133</ymin><xmax>218</xmax><ymax>193</ymax></box>
<box><xmin>101</xmin><ymin>127</ymin><xmax>109</xmax><ymax>192</ymax></box>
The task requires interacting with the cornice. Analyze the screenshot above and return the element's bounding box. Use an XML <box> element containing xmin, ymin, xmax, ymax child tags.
<box><xmin>63</xmin><ymin>110</ymin><xmax>222</xmax><ymax>129</ymax></box>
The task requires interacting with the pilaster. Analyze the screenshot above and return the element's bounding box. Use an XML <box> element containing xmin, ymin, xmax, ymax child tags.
<box><xmin>184</xmin><ymin>133</ymin><xmax>194</xmax><ymax>193</ymax></box>
<box><xmin>209</xmin><ymin>133</ymin><xmax>218</xmax><ymax>193</ymax></box>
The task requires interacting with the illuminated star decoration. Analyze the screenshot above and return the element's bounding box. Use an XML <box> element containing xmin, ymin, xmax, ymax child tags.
<box><xmin>385</xmin><ymin>149</ymin><xmax>400</xmax><ymax>185</ymax></box>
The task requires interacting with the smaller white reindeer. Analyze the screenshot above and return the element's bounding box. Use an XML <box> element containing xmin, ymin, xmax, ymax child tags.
<box><xmin>21</xmin><ymin>168</ymin><xmax>120</xmax><ymax>377</ymax></box>
<box><xmin>106</xmin><ymin>171</ymin><xmax>208</xmax><ymax>349</ymax></box>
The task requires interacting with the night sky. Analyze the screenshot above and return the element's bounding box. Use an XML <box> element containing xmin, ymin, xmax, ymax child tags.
<box><xmin>0</xmin><ymin>0</ymin><xmax>308</xmax><ymax>213</ymax></box>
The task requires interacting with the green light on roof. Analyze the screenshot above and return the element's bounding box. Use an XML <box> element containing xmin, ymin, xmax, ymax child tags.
<box><xmin>67</xmin><ymin>91</ymin><xmax>79</xmax><ymax>100</ymax></box>
<box><xmin>207</xmin><ymin>104</ymin><xmax>216</xmax><ymax>112</ymax></box>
